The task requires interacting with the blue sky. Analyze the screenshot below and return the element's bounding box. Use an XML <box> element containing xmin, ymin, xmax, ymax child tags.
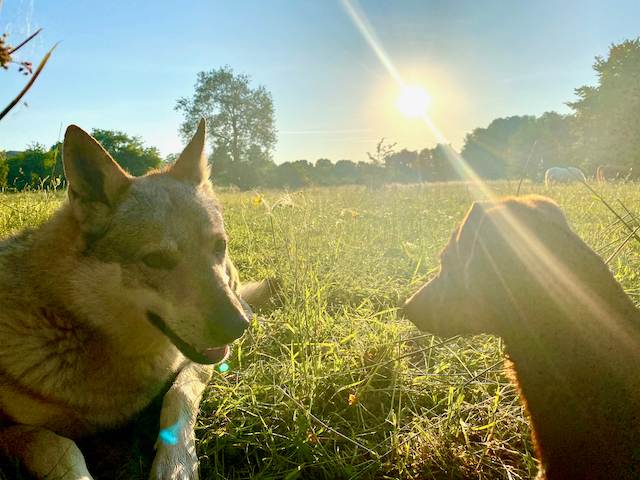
<box><xmin>1</xmin><ymin>0</ymin><xmax>638</xmax><ymax>164</ymax></box>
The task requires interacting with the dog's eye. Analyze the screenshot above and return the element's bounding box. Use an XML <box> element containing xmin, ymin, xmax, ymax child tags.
<box><xmin>213</xmin><ymin>239</ymin><xmax>227</xmax><ymax>255</ymax></box>
<box><xmin>141</xmin><ymin>252</ymin><xmax>178</xmax><ymax>270</ymax></box>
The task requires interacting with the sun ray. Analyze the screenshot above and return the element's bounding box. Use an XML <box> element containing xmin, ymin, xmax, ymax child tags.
<box><xmin>339</xmin><ymin>0</ymin><xmax>492</xmax><ymax>197</ymax></box>
<box><xmin>339</xmin><ymin>0</ymin><xmax>637</xmax><ymax>357</ymax></box>
<box><xmin>338</xmin><ymin>0</ymin><xmax>405</xmax><ymax>88</ymax></box>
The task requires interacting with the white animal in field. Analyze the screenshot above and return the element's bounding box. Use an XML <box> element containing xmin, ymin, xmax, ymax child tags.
<box><xmin>545</xmin><ymin>167</ymin><xmax>586</xmax><ymax>187</ymax></box>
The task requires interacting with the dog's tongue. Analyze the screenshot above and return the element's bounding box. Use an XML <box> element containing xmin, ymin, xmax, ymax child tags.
<box><xmin>203</xmin><ymin>345</ymin><xmax>229</xmax><ymax>363</ymax></box>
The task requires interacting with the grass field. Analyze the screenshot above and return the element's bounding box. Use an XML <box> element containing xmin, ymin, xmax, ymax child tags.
<box><xmin>1</xmin><ymin>180</ymin><xmax>640</xmax><ymax>479</ymax></box>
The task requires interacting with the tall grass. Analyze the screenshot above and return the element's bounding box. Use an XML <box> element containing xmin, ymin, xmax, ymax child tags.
<box><xmin>1</xmin><ymin>180</ymin><xmax>639</xmax><ymax>479</ymax></box>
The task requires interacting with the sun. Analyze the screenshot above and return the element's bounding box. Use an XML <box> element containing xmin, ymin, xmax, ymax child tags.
<box><xmin>398</xmin><ymin>85</ymin><xmax>430</xmax><ymax>117</ymax></box>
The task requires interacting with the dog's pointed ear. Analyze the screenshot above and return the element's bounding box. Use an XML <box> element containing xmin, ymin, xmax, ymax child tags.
<box><xmin>166</xmin><ymin>118</ymin><xmax>210</xmax><ymax>185</ymax></box>
<box><xmin>63</xmin><ymin>125</ymin><xmax>132</xmax><ymax>233</ymax></box>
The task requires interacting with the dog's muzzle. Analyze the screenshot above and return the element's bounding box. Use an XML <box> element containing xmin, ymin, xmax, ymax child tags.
<box><xmin>146</xmin><ymin>311</ymin><xmax>228</xmax><ymax>364</ymax></box>
<box><xmin>146</xmin><ymin>298</ymin><xmax>254</xmax><ymax>365</ymax></box>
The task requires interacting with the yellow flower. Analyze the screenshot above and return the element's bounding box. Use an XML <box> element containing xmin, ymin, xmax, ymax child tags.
<box><xmin>253</xmin><ymin>194</ymin><xmax>264</xmax><ymax>205</ymax></box>
<box><xmin>348</xmin><ymin>394</ymin><xmax>356</xmax><ymax>406</ymax></box>
<box><xmin>351</xmin><ymin>211</ymin><xmax>359</xmax><ymax>217</ymax></box>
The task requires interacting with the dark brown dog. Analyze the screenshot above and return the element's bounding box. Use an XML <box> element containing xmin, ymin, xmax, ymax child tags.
<box><xmin>403</xmin><ymin>195</ymin><xmax>640</xmax><ymax>480</ymax></box>
<box><xmin>596</xmin><ymin>164</ymin><xmax>640</xmax><ymax>182</ymax></box>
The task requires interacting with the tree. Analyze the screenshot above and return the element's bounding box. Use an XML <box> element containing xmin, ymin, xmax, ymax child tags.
<box><xmin>313</xmin><ymin>158</ymin><xmax>335</xmax><ymax>186</ymax></box>
<box><xmin>506</xmin><ymin>112</ymin><xmax>577</xmax><ymax>181</ymax></box>
<box><xmin>385</xmin><ymin>149</ymin><xmax>418</xmax><ymax>183</ymax></box>
<box><xmin>334</xmin><ymin>160</ymin><xmax>361</xmax><ymax>184</ymax></box>
<box><xmin>357</xmin><ymin>161</ymin><xmax>385</xmax><ymax>187</ymax></box>
<box><xmin>567</xmin><ymin>38</ymin><xmax>640</xmax><ymax>170</ymax></box>
<box><xmin>176</xmin><ymin>65</ymin><xmax>277</xmax><ymax>172</ymax></box>
<box><xmin>460</xmin><ymin>116</ymin><xmax>534</xmax><ymax>179</ymax></box>
<box><xmin>412</xmin><ymin>148</ymin><xmax>435</xmax><ymax>182</ymax></box>
<box><xmin>271</xmin><ymin>162</ymin><xmax>309</xmax><ymax>190</ymax></box>
<box><xmin>429</xmin><ymin>144</ymin><xmax>457</xmax><ymax>181</ymax></box>
<box><xmin>90</xmin><ymin>129</ymin><xmax>162</xmax><ymax>176</ymax></box>
<box><xmin>4</xmin><ymin>142</ymin><xmax>61</xmax><ymax>190</ymax></box>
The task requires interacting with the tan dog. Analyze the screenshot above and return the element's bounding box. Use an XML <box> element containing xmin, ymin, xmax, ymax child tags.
<box><xmin>0</xmin><ymin>119</ymin><xmax>274</xmax><ymax>479</ymax></box>
<box><xmin>403</xmin><ymin>195</ymin><xmax>640</xmax><ymax>479</ymax></box>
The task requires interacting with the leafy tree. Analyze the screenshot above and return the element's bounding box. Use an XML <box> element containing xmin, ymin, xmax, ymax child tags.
<box><xmin>206</xmin><ymin>143</ymin><xmax>276</xmax><ymax>189</ymax></box>
<box><xmin>334</xmin><ymin>160</ymin><xmax>361</xmax><ymax>184</ymax></box>
<box><xmin>430</xmin><ymin>144</ymin><xmax>457</xmax><ymax>181</ymax></box>
<box><xmin>4</xmin><ymin>143</ymin><xmax>60</xmax><ymax>190</ymax></box>
<box><xmin>271</xmin><ymin>162</ymin><xmax>309</xmax><ymax>190</ymax></box>
<box><xmin>357</xmin><ymin>161</ymin><xmax>385</xmax><ymax>188</ymax></box>
<box><xmin>314</xmin><ymin>158</ymin><xmax>335</xmax><ymax>186</ymax></box>
<box><xmin>506</xmin><ymin>112</ymin><xmax>577</xmax><ymax>181</ymax></box>
<box><xmin>460</xmin><ymin>116</ymin><xmax>534</xmax><ymax>179</ymax></box>
<box><xmin>412</xmin><ymin>148</ymin><xmax>436</xmax><ymax>182</ymax></box>
<box><xmin>176</xmin><ymin>65</ymin><xmax>277</xmax><ymax>171</ymax></box>
<box><xmin>385</xmin><ymin>149</ymin><xmax>418</xmax><ymax>183</ymax></box>
<box><xmin>91</xmin><ymin>129</ymin><xmax>162</xmax><ymax>176</ymax></box>
<box><xmin>567</xmin><ymin>38</ymin><xmax>640</xmax><ymax>171</ymax></box>
<box><xmin>227</xmin><ymin>146</ymin><xmax>277</xmax><ymax>190</ymax></box>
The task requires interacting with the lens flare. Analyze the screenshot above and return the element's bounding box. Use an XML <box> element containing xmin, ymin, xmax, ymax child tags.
<box><xmin>339</xmin><ymin>0</ymin><xmax>637</xmax><ymax>366</ymax></box>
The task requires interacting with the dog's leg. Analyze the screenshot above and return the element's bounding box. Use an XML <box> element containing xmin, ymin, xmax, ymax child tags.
<box><xmin>0</xmin><ymin>425</ymin><xmax>92</xmax><ymax>480</ymax></box>
<box><xmin>150</xmin><ymin>362</ymin><xmax>214</xmax><ymax>480</ymax></box>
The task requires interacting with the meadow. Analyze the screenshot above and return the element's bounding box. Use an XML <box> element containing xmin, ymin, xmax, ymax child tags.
<box><xmin>1</xmin><ymin>180</ymin><xmax>640</xmax><ymax>480</ymax></box>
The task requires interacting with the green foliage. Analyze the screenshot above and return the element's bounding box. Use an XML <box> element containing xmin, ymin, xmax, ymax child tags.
<box><xmin>91</xmin><ymin>129</ymin><xmax>162</xmax><ymax>176</ymax></box>
<box><xmin>256</xmin><ymin>143</ymin><xmax>459</xmax><ymax>191</ymax></box>
<box><xmin>0</xmin><ymin>151</ymin><xmax>8</xmax><ymax>189</ymax></box>
<box><xmin>4</xmin><ymin>142</ymin><xmax>63</xmax><ymax>190</ymax></box>
<box><xmin>3</xmin><ymin>131</ymin><xmax>160</xmax><ymax>192</ymax></box>
<box><xmin>176</xmin><ymin>65</ymin><xmax>277</xmax><ymax>188</ymax></box>
<box><xmin>460</xmin><ymin>116</ymin><xmax>534</xmax><ymax>180</ymax></box>
<box><xmin>506</xmin><ymin>112</ymin><xmax>577</xmax><ymax>181</ymax></box>
<box><xmin>567</xmin><ymin>38</ymin><xmax>640</xmax><ymax>172</ymax></box>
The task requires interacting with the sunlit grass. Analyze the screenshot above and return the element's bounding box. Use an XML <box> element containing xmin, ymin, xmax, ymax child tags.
<box><xmin>2</xmin><ymin>180</ymin><xmax>640</xmax><ymax>479</ymax></box>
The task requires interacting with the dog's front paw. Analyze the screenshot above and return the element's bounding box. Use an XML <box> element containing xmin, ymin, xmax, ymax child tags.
<box><xmin>150</xmin><ymin>425</ymin><xmax>199</xmax><ymax>480</ymax></box>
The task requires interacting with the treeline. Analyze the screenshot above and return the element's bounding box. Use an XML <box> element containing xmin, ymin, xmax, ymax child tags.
<box><xmin>3</xmin><ymin>38</ymin><xmax>639</xmax><ymax>191</ymax></box>
<box><xmin>0</xmin><ymin>130</ymin><xmax>162</xmax><ymax>190</ymax></box>
<box><xmin>265</xmin><ymin>38</ymin><xmax>639</xmax><ymax>188</ymax></box>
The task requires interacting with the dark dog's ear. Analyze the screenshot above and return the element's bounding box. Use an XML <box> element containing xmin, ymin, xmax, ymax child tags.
<box><xmin>166</xmin><ymin>118</ymin><xmax>209</xmax><ymax>185</ymax></box>
<box><xmin>455</xmin><ymin>201</ymin><xmax>488</xmax><ymax>248</ymax></box>
<box><xmin>63</xmin><ymin>125</ymin><xmax>132</xmax><ymax>234</ymax></box>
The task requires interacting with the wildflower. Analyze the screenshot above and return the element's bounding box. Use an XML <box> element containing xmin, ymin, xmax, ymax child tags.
<box><xmin>348</xmin><ymin>394</ymin><xmax>356</xmax><ymax>406</ymax></box>
<box><xmin>351</xmin><ymin>211</ymin><xmax>359</xmax><ymax>218</ymax></box>
<box><xmin>253</xmin><ymin>194</ymin><xmax>264</xmax><ymax>205</ymax></box>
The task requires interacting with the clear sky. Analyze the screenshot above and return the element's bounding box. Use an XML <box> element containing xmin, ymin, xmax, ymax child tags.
<box><xmin>1</xmin><ymin>0</ymin><xmax>638</xmax><ymax>164</ymax></box>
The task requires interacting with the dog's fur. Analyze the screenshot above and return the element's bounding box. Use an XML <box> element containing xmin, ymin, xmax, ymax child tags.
<box><xmin>0</xmin><ymin>119</ymin><xmax>275</xmax><ymax>479</ymax></box>
<box><xmin>403</xmin><ymin>195</ymin><xmax>640</xmax><ymax>479</ymax></box>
